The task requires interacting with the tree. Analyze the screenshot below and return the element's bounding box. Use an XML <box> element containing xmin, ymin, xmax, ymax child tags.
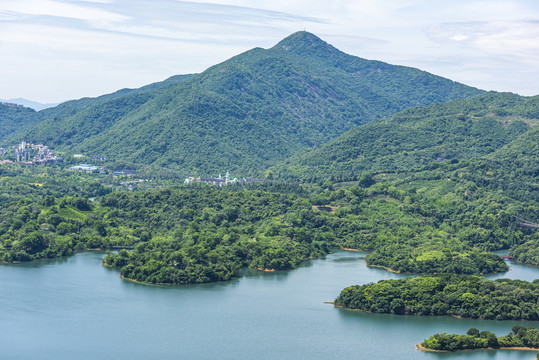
<box><xmin>358</xmin><ymin>172</ymin><xmax>375</xmax><ymax>188</ymax></box>
<box><xmin>20</xmin><ymin>232</ymin><xmax>48</xmax><ymax>254</ymax></box>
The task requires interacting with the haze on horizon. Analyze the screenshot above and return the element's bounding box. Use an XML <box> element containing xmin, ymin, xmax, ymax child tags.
<box><xmin>1</xmin><ymin>0</ymin><xmax>538</xmax><ymax>104</ymax></box>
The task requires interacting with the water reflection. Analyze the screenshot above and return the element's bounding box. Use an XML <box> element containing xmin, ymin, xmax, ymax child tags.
<box><xmin>0</xmin><ymin>254</ymin><xmax>71</xmax><ymax>268</ymax></box>
<box><xmin>331</xmin><ymin>253</ymin><xmax>367</xmax><ymax>262</ymax></box>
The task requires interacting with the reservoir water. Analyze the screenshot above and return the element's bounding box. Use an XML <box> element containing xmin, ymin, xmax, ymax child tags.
<box><xmin>1</xmin><ymin>251</ymin><xmax>538</xmax><ymax>359</ymax></box>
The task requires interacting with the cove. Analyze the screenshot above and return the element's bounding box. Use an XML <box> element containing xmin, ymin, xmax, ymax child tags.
<box><xmin>1</xmin><ymin>251</ymin><xmax>538</xmax><ymax>359</ymax></box>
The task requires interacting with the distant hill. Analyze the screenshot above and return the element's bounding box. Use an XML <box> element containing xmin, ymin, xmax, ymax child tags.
<box><xmin>18</xmin><ymin>32</ymin><xmax>482</xmax><ymax>174</ymax></box>
<box><xmin>0</xmin><ymin>98</ymin><xmax>59</xmax><ymax>111</ymax></box>
<box><xmin>274</xmin><ymin>92</ymin><xmax>538</xmax><ymax>182</ymax></box>
<box><xmin>30</xmin><ymin>73</ymin><xmax>195</xmax><ymax>124</ymax></box>
<box><xmin>4</xmin><ymin>74</ymin><xmax>194</xmax><ymax>145</ymax></box>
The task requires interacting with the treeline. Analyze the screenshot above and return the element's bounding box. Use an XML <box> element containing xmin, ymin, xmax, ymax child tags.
<box><xmin>421</xmin><ymin>326</ymin><xmax>539</xmax><ymax>351</ymax></box>
<box><xmin>335</xmin><ymin>274</ymin><xmax>539</xmax><ymax>320</ymax></box>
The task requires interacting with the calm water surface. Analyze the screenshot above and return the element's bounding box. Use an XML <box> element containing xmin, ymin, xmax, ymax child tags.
<box><xmin>1</xmin><ymin>251</ymin><xmax>538</xmax><ymax>359</ymax></box>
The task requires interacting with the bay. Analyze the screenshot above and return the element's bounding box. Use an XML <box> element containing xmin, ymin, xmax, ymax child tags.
<box><xmin>0</xmin><ymin>251</ymin><xmax>538</xmax><ymax>359</ymax></box>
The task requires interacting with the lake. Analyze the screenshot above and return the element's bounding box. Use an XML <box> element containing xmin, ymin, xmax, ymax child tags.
<box><xmin>1</xmin><ymin>251</ymin><xmax>538</xmax><ymax>359</ymax></box>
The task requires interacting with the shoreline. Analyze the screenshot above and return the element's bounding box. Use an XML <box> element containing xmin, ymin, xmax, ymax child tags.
<box><xmin>417</xmin><ymin>343</ymin><xmax>539</xmax><ymax>353</ymax></box>
<box><xmin>339</xmin><ymin>247</ymin><xmax>362</xmax><ymax>252</ymax></box>
<box><xmin>334</xmin><ymin>304</ymin><xmax>534</xmax><ymax>322</ymax></box>
<box><xmin>1</xmin><ymin>247</ymin><xmax>133</xmax><ymax>265</ymax></box>
<box><xmin>333</xmin><ymin>303</ymin><xmax>372</xmax><ymax>314</ymax></box>
<box><xmin>253</xmin><ymin>267</ymin><xmax>277</xmax><ymax>272</ymax></box>
<box><xmin>364</xmin><ymin>261</ymin><xmax>509</xmax><ymax>276</ymax></box>
<box><xmin>506</xmin><ymin>256</ymin><xmax>539</xmax><ymax>269</ymax></box>
<box><xmin>416</xmin><ymin>343</ymin><xmax>446</xmax><ymax>352</ymax></box>
<box><xmin>366</xmin><ymin>263</ymin><xmax>402</xmax><ymax>274</ymax></box>
<box><xmin>120</xmin><ymin>274</ymin><xmax>179</xmax><ymax>287</ymax></box>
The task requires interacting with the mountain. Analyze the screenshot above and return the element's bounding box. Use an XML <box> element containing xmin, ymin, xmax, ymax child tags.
<box><xmin>18</xmin><ymin>31</ymin><xmax>482</xmax><ymax>174</ymax></box>
<box><xmin>274</xmin><ymin>92</ymin><xmax>538</xmax><ymax>181</ymax></box>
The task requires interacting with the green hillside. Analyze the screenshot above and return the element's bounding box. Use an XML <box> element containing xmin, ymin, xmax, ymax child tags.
<box><xmin>19</xmin><ymin>31</ymin><xmax>482</xmax><ymax>174</ymax></box>
<box><xmin>275</xmin><ymin>92</ymin><xmax>538</xmax><ymax>182</ymax></box>
<box><xmin>0</xmin><ymin>102</ymin><xmax>37</xmax><ymax>141</ymax></box>
<box><xmin>487</xmin><ymin>125</ymin><xmax>539</xmax><ymax>181</ymax></box>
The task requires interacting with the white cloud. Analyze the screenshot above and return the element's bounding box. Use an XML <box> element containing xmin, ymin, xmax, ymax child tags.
<box><xmin>427</xmin><ymin>20</ymin><xmax>539</xmax><ymax>63</ymax></box>
<box><xmin>449</xmin><ymin>35</ymin><xmax>470</xmax><ymax>42</ymax></box>
<box><xmin>0</xmin><ymin>0</ymin><xmax>129</xmax><ymax>22</ymax></box>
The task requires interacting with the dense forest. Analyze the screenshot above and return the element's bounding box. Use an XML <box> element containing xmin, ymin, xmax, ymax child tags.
<box><xmin>1</xmin><ymin>154</ymin><xmax>537</xmax><ymax>283</ymax></box>
<box><xmin>0</xmin><ymin>186</ymin><xmax>338</xmax><ymax>281</ymax></box>
<box><xmin>420</xmin><ymin>326</ymin><xmax>539</xmax><ymax>351</ymax></box>
<box><xmin>335</xmin><ymin>274</ymin><xmax>539</xmax><ymax>320</ymax></box>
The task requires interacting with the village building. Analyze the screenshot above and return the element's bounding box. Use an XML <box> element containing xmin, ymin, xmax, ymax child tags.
<box><xmin>69</xmin><ymin>164</ymin><xmax>99</xmax><ymax>172</ymax></box>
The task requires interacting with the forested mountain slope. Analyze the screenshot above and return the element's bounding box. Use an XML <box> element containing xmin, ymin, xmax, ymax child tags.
<box><xmin>0</xmin><ymin>103</ymin><xmax>37</xmax><ymax>141</ymax></box>
<box><xmin>275</xmin><ymin>92</ymin><xmax>538</xmax><ymax>182</ymax></box>
<box><xmin>18</xmin><ymin>31</ymin><xmax>482</xmax><ymax>174</ymax></box>
<box><xmin>487</xmin><ymin>125</ymin><xmax>539</xmax><ymax>181</ymax></box>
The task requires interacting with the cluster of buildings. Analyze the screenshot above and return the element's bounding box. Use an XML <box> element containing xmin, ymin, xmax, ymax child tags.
<box><xmin>73</xmin><ymin>154</ymin><xmax>106</xmax><ymax>161</ymax></box>
<box><xmin>184</xmin><ymin>171</ymin><xmax>240</xmax><ymax>186</ymax></box>
<box><xmin>13</xmin><ymin>140</ymin><xmax>62</xmax><ymax>165</ymax></box>
<box><xmin>120</xmin><ymin>179</ymin><xmax>147</xmax><ymax>190</ymax></box>
<box><xmin>1</xmin><ymin>141</ymin><xmax>264</xmax><ymax>189</ymax></box>
<box><xmin>112</xmin><ymin>170</ymin><xmax>135</xmax><ymax>177</ymax></box>
<box><xmin>68</xmin><ymin>164</ymin><xmax>136</xmax><ymax>177</ymax></box>
<box><xmin>68</xmin><ymin>164</ymin><xmax>101</xmax><ymax>172</ymax></box>
<box><xmin>1</xmin><ymin>102</ymin><xmax>25</xmax><ymax>108</ymax></box>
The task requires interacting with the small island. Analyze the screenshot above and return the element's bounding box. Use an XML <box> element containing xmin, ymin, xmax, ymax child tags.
<box><xmin>419</xmin><ymin>326</ymin><xmax>539</xmax><ymax>353</ymax></box>
<box><xmin>335</xmin><ymin>274</ymin><xmax>539</xmax><ymax>320</ymax></box>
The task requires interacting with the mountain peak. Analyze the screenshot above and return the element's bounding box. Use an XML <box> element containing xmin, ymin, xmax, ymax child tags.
<box><xmin>273</xmin><ymin>31</ymin><xmax>338</xmax><ymax>56</ymax></box>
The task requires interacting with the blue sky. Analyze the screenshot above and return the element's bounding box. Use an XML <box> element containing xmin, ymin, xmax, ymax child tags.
<box><xmin>1</xmin><ymin>0</ymin><xmax>538</xmax><ymax>103</ymax></box>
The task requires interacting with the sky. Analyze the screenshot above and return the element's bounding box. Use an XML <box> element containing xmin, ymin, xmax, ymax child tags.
<box><xmin>0</xmin><ymin>0</ymin><xmax>538</xmax><ymax>104</ymax></box>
